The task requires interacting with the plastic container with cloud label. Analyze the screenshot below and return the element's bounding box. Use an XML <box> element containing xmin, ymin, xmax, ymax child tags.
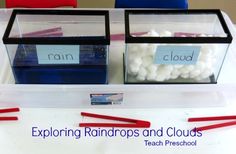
<box><xmin>124</xmin><ymin>10</ymin><xmax>233</xmax><ymax>84</ymax></box>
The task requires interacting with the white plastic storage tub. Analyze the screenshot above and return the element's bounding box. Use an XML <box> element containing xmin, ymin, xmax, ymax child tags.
<box><xmin>0</xmin><ymin>9</ymin><xmax>236</xmax><ymax>109</ymax></box>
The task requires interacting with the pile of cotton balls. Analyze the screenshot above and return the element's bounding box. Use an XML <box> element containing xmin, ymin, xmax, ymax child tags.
<box><xmin>127</xmin><ymin>30</ymin><xmax>218</xmax><ymax>82</ymax></box>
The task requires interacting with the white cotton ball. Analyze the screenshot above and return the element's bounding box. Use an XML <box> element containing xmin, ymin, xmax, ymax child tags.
<box><xmin>189</xmin><ymin>69</ymin><xmax>201</xmax><ymax>78</ymax></box>
<box><xmin>199</xmin><ymin>68</ymin><xmax>213</xmax><ymax>79</ymax></box>
<box><xmin>170</xmin><ymin>74</ymin><xmax>179</xmax><ymax>79</ymax></box>
<box><xmin>147</xmin><ymin>64</ymin><xmax>158</xmax><ymax>73</ymax></box>
<box><xmin>155</xmin><ymin>66</ymin><xmax>171</xmax><ymax>81</ymax></box>
<box><xmin>195</xmin><ymin>61</ymin><xmax>206</xmax><ymax>71</ymax></box>
<box><xmin>128</xmin><ymin>55</ymin><xmax>134</xmax><ymax>62</ymax></box>
<box><xmin>160</xmin><ymin>65</ymin><xmax>172</xmax><ymax>75</ymax></box>
<box><xmin>160</xmin><ymin>30</ymin><xmax>172</xmax><ymax>37</ymax></box>
<box><xmin>163</xmin><ymin>65</ymin><xmax>174</xmax><ymax>72</ymax></box>
<box><xmin>164</xmin><ymin>74</ymin><xmax>171</xmax><ymax>80</ymax></box>
<box><xmin>178</xmin><ymin>65</ymin><xmax>194</xmax><ymax>74</ymax></box>
<box><xmin>171</xmin><ymin>69</ymin><xmax>181</xmax><ymax>76</ymax></box>
<box><xmin>147</xmin><ymin>72</ymin><xmax>157</xmax><ymax>81</ymax></box>
<box><xmin>139</xmin><ymin>44</ymin><xmax>148</xmax><ymax>51</ymax></box>
<box><xmin>211</xmin><ymin>47</ymin><xmax>220</xmax><ymax>58</ymax></box>
<box><xmin>155</xmin><ymin>74</ymin><xmax>166</xmax><ymax>81</ymax></box>
<box><xmin>195</xmin><ymin>76</ymin><xmax>204</xmax><ymax>81</ymax></box>
<box><xmin>199</xmin><ymin>34</ymin><xmax>207</xmax><ymax>37</ymax></box>
<box><xmin>142</xmin><ymin>56</ymin><xmax>153</xmax><ymax>67</ymax></box>
<box><xmin>155</xmin><ymin>65</ymin><xmax>173</xmax><ymax>80</ymax></box>
<box><xmin>133</xmin><ymin>57</ymin><xmax>143</xmax><ymax>66</ymax></box>
<box><xmin>200</xmin><ymin>46</ymin><xmax>208</xmax><ymax>54</ymax></box>
<box><xmin>127</xmin><ymin>68</ymin><xmax>133</xmax><ymax>75</ymax></box>
<box><xmin>128</xmin><ymin>53</ymin><xmax>140</xmax><ymax>62</ymax></box>
<box><xmin>206</xmin><ymin>58</ymin><xmax>214</xmax><ymax>66</ymax></box>
<box><xmin>210</xmin><ymin>45</ymin><xmax>218</xmax><ymax>53</ymax></box>
<box><xmin>201</xmin><ymin>48</ymin><xmax>213</xmax><ymax>56</ymax></box>
<box><xmin>128</xmin><ymin>64</ymin><xmax>140</xmax><ymax>75</ymax></box>
<box><xmin>205</xmin><ymin>62</ymin><xmax>213</xmax><ymax>69</ymax></box>
<box><xmin>199</xmin><ymin>53</ymin><xmax>211</xmax><ymax>62</ymax></box>
<box><xmin>149</xmin><ymin>29</ymin><xmax>159</xmax><ymax>37</ymax></box>
<box><xmin>185</xmin><ymin>65</ymin><xmax>195</xmax><ymax>71</ymax></box>
<box><xmin>129</xmin><ymin>44</ymin><xmax>145</xmax><ymax>57</ymax></box>
<box><xmin>146</xmin><ymin>44</ymin><xmax>157</xmax><ymax>56</ymax></box>
<box><xmin>147</xmin><ymin>30</ymin><xmax>152</xmax><ymax>36</ymax></box>
<box><xmin>201</xmin><ymin>45</ymin><xmax>213</xmax><ymax>55</ymax></box>
<box><xmin>128</xmin><ymin>45</ymin><xmax>139</xmax><ymax>53</ymax></box>
<box><xmin>174</xmin><ymin>65</ymin><xmax>183</xmax><ymax>69</ymax></box>
<box><xmin>179</xmin><ymin>67</ymin><xmax>190</xmax><ymax>74</ymax></box>
<box><xmin>180</xmin><ymin>73</ymin><xmax>189</xmax><ymax>79</ymax></box>
<box><xmin>137</xmin><ymin>66</ymin><xmax>147</xmax><ymax>77</ymax></box>
<box><xmin>136</xmin><ymin>46</ymin><xmax>146</xmax><ymax>57</ymax></box>
<box><xmin>136</xmin><ymin>75</ymin><xmax>146</xmax><ymax>81</ymax></box>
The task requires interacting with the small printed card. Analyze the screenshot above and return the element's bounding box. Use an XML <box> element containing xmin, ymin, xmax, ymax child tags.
<box><xmin>90</xmin><ymin>93</ymin><xmax>123</xmax><ymax>105</ymax></box>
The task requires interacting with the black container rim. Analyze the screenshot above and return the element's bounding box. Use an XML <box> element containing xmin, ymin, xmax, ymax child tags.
<box><xmin>3</xmin><ymin>9</ymin><xmax>110</xmax><ymax>45</ymax></box>
<box><xmin>125</xmin><ymin>9</ymin><xmax>233</xmax><ymax>44</ymax></box>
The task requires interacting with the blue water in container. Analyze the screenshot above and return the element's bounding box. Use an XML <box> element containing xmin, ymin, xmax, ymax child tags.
<box><xmin>12</xmin><ymin>44</ymin><xmax>108</xmax><ymax>84</ymax></box>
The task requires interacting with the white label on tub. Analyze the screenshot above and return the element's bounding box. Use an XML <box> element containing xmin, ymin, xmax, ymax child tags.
<box><xmin>36</xmin><ymin>45</ymin><xmax>80</xmax><ymax>64</ymax></box>
<box><xmin>154</xmin><ymin>45</ymin><xmax>201</xmax><ymax>65</ymax></box>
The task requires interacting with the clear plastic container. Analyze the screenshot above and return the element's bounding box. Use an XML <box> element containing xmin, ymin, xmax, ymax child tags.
<box><xmin>124</xmin><ymin>10</ymin><xmax>233</xmax><ymax>84</ymax></box>
<box><xmin>2</xmin><ymin>9</ymin><xmax>110</xmax><ymax>84</ymax></box>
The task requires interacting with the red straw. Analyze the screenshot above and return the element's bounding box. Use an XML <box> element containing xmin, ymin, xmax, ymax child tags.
<box><xmin>188</xmin><ymin>115</ymin><xmax>236</xmax><ymax>122</ymax></box>
<box><xmin>80</xmin><ymin>112</ymin><xmax>150</xmax><ymax>128</ymax></box>
<box><xmin>81</xmin><ymin>112</ymin><xmax>138</xmax><ymax>123</ymax></box>
<box><xmin>0</xmin><ymin>117</ymin><xmax>18</xmax><ymax>121</ymax></box>
<box><xmin>193</xmin><ymin>120</ymin><xmax>236</xmax><ymax>132</ymax></box>
<box><xmin>0</xmin><ymin>108</ymin><xmax>20</xmax><ymax>113</ymax></box>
